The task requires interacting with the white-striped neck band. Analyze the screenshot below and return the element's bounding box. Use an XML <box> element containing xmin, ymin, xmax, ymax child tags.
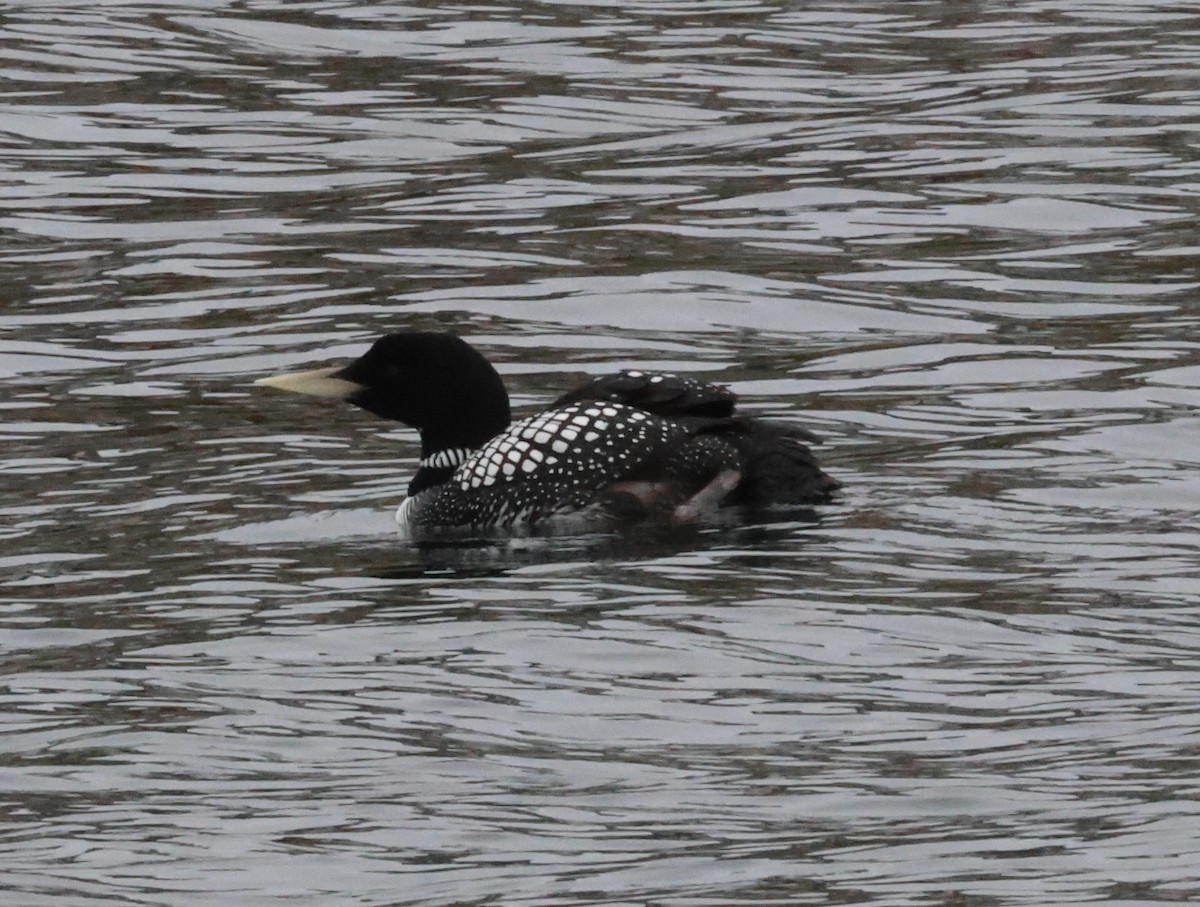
<box><xmin>419</xmin><ymin>447</ymin><xmax>474</xmax><ymax>470</ymax></box>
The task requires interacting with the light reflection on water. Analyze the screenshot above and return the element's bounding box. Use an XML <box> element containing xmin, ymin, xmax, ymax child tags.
<box><xmin>3</xmin><ymin>1</ymin><xmax>1200</xmax><ymax>904</ymax></box>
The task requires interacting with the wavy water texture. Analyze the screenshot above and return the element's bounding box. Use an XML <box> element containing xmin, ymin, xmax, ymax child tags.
<box><xmin>2</xmin><ymin>1</ymin><xmax>1200</xmax><ymax>905</ymax></box>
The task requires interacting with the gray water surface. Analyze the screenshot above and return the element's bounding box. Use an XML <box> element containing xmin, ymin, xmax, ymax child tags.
<box><xmin>3</xmin><ymin>2</ymin><xmax>1200</xmax><ymax>905</ymax></box>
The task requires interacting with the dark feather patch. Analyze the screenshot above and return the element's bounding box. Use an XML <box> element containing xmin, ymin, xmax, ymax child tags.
<box><xmin>554</xmin><ymin>370</ymin><xmax>737</xmax><ymax>419</ymax></box>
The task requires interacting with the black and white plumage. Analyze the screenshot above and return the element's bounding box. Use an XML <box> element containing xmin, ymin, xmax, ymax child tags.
<box><xmin>256</xmin><ymin>332</ymin><xmax>838</xmax><ymax>532</ymax></box>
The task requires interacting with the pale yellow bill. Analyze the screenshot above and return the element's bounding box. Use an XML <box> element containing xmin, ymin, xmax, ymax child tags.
<box><xmin>254</xmin><ymin>366</ymin><xmax>362</xmax><ymax>400</ymax></box>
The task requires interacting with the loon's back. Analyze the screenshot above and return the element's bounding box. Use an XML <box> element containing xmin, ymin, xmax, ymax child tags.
<box><xmin>554</xmin><ymin>368</ymin><xmax>838</xmax><ymax>510</ymax></box>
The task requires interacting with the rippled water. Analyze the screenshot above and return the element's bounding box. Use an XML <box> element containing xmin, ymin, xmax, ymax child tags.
<box><xmin>3</xmin><ymin>1</ymin><xmax>1200</xmax><ymax>904</ymax></box>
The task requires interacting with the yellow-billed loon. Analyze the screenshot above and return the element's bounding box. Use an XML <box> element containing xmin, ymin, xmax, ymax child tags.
<box><xmin>256</xmin><ymin>332</ymin><xmax>839</xmax><ymax>531</ymax></box>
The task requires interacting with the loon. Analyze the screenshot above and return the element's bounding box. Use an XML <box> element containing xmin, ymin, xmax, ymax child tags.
<box><xmin>256</xmin><ymin>332</ymin><xmax>839</xmax><ymax>532</ymax></box>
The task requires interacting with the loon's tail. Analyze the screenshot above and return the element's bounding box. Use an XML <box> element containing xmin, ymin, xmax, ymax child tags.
<box><xmin>722</xmin><ymin>419</ymin><xmax>840</xmax><ymax>507</ymax></box>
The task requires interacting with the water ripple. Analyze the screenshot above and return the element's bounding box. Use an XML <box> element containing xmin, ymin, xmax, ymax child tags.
<box><xmin>3</xmin><ymin>1</ymin><xmax>1199</xmax><ymax>905</ymax></box>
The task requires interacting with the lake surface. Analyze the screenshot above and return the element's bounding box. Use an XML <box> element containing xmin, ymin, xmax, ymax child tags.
<box><xmin>3</xmin><ymin>1</ymin><xmax>1200</xmax><ymax>904</ymax></box>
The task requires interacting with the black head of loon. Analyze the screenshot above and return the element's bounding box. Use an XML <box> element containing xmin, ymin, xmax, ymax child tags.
<box><xmin>257</xmin><ymin>332</ymin><xmax>510</xmax><ymax>491</ymax></box>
